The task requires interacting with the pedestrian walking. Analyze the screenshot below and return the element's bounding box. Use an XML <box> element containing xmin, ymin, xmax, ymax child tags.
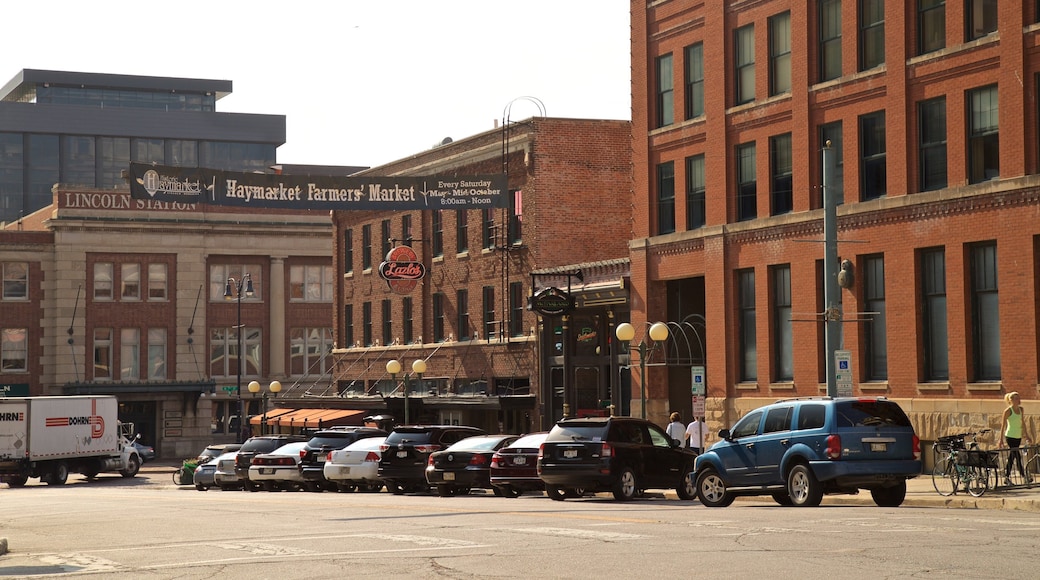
<box><xmin>685</xmin><ymin>416</ymin><xmax>706</xmax><ymax>454</ymax></box>
<box><xmin>665</xmin><ymin>412</ymin><xmax>685</xmax><ymax>447</ymax></box>
<box><xmin>1000</xmin><ymin>391</ymin><xmax>1033</xmax><ymax>485</ymax></box>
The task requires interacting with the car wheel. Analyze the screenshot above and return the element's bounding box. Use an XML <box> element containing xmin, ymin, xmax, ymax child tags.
<box><xmin>362</xmin><ymin>483</ymin><xmax>383</xmax><ymax>493</ymax></box>
<box><xmin>5</xmin><ymin>474</ymin><xmax>29</xmax><ymax>488</ymax></box>
<box><xmin>337</xmin><ymin>483</ymin><xmax>358</xmax><ymax>493</ymax></box>
<box><xmin>612</xmin><ymin>467</ymin><xmax>637</xmax><ymax>501</ymax></box>
<box><xmin>263</xmin><ymin>481</ymin><xmax>280</xmax><ymax>492</ymax></box>
<box><xmin>120</xmin><ymin>455</ymin><xmax>140</xmax><ymax>478</ymax></box>
<box><xmin>305</xmin><ymin>482</ymin><xmax>323</xmax><ymax>492</ymax></box>
<box><xmin>677</xmin><ymin>469</ymin><xmax>697</xmax><ymax>500</ymax></box>
<box><xmin>492</xmin><ymin>486</ymin><xmax>504</xmax><ymax>497</ymax></box>
<box><xmin>696</xmin><ymin>469</ymin><xmax>735</xmax><ymax>508</ymax></box>
<box><xmin>46</xmin><ymin>463</ymin><xmax>69</xmax><ymax>486</ymax></box>
<box><xmin>545</xmin><ymin>485</ymin><xmax>567</xmax><ymax>501</ymax></box>
<box><xmin>195</xmin><ymin>484</ymin><xmax>208</xmax><ymax>492</ymax></box>
<box><xmin>771</xmin><ymin>492</ymin><xmax>793</xmax><ymax>506</ymax></box>
<box><xmin>499</xmin><ymin>486</ymin><xmax>520</xmax><ymax>498</ymax></box>
<box><xmin>787</xmin><ymin>464</ymin><xmax>823</xmax><ymax>507</ymax></box>
<box><xmin>388</xmin><ymin>481</ymin><xmax>405</xmax><ymax>495</ymax></box>
<box><xmin>437</xmin><ymin>485</ymin><xmax>455</xmax><ymax>497</ymax></box>
<box><xmin>565</xmin><ymin>487</ymin><xmax>585</xmax><ymax>498</ymax></box>
<box><xmin>870</xmin><ymin>481</ymin><xmax>907</xmax><ymax>507</ymax></box>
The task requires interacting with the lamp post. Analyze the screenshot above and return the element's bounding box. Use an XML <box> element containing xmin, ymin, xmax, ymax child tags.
<box><xmin>248</xmin><ymin>380</ymin><xmax>281</xmax><ymax>435</ymax></box>
<box><xmin>386</xmin><ymin>359</ymin><xmax>402</xmax><ymax>422</ymax></box>
<box><xmin>411</xmin><ymin>359</ymin><xmax>426</xmax><ymax>425</ymax></box>
<box><xmin>615</xmin><ymin>321</ymin><xmax>670</xmax><ymax>419</ymax></box>
<box><xmin>224</xmin><ymin>273</ymin><xmax>253</xmax><ymax>443</ymax></box>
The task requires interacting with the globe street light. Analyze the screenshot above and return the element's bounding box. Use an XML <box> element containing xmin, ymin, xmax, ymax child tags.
<box><xmin>615</xmin><ymin>321</ymin><xmax>670</xmax><ymax>419</ymax></box>
<box><xmin>410</xmin><ymin>359</ymin><xmax>427</xmax><ymax>425</ymax></box>
<box><xmin>386</xmin><ymin>359</ymin><xmax>402</xmax><ymax>423</ymax></box>
<box><xmin>224</xmin><ymin>273</ymin><xmax>253</xmax><ymax>442</ymax></box>
<box><xmin>248</xmin><ymin>380</ymin><xmax>282</xmax><ymax>435</ymax></box>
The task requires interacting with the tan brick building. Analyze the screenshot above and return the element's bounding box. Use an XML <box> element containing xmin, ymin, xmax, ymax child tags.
<box><xmin>631</xmin><ymin>1</ymin><xmax>1039</xmax><ymax>447</ymax></box>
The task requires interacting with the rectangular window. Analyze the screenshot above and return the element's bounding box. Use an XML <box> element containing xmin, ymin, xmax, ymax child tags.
<box><xmin>859</xmin><ymin>0</ymin><xmax>885</xmax><ymax>71</ymax></box>
<box><xmin>147</xmin><ymin>328</ymin><xmax>166</xmax><ymax>380</ymax></box>
<box><xmin>863</xmin><ymin>255</ymin><xmax>888</xmax><ymax>380</ymax></box>
<box><xmin>772</xmin><ymin>265</ymin><xmax>792</xmax><ymax>381</ymax></box>
<box><xmin>657</xmin><ymin>161</ymin><xmax>675</xmax><ymax>235</ymax></box>
<box><xmin>820</xmin><ymin>122</ymin><xmax>844</xmax><ymax>206</ymax></box>
<box><xmin>401</xmin><ymin>214</ymin><xmax>413</xmax><ymax>245</ymax></box>
<box><xmin>344</xmin><ymin>229</ymin><xmax>354</xmax><ymax>274</ymax></box>
<box><xmin>402</xmin><ymin>297</ymin><xmax>413</xmax><ymax>344</ymax></box>
<box><xmin>921</xmin><ymin>248</ymin><xmax>949</xmax><ymax>381</ymax></box>
<box><xmin>209</xmin><ymin>265</ymin><xmax>260</xmax><ymax>302</ymax></box>
<box><xmin>121</xmin><ymin>263</ymin><xmax>140</xmax><ymax>300</ymax></box>
<box><xmin>684</xmin><ymin>43</ymin><xmax>704</xmax><ymax>119</ymax></box>
<box><xmin>919</xmin><ymin>97</ymin><xmax>948</xmax><ymax>191</ymax></box>
<box><xmin>344</xmin><ymin>304</ymin><xmax>355</xmax><ymax>347</ymax></box>
<box><xmin>62</xmin><ymin>135</ymin><xmax>95</xmax><ymax>187</ymax></box>
<box><xmin>362</xmin><ymin>302</ymin><xmax>373</xmax><ymax>346</ymax></box>
<box><xmin>433</xmin><ymin>293</ymin><xmax>445</xmax><ymax>342</ymax></box>
<box><xmin>456</xmin><ymin>211</ymin><xmax>469</xmax><ymax>254</ymax></box>
<box><xmin>820</xmin><ymin>0</ymin><xmax>843</xmax><ymax>82</ymax></box>
<box><xmin>457</xmin><ymin>289</ymin><xmax>470</xmax><ymax>340</ymax></box>
<box><xmin>381</xmin><ymin>219</ymin><xmax>392</xmax><ymax>258</ymax></box>
<box><xmin>968</xmin><ymin>0</ymin><xmax>997</xmax><ymax>40</ymax></box>
<box><xmin>362</xmin><ymin>225</ymin><xmax>372</xmax><ymax>270</ymax></box>
<box><xmin>739</xmin><ymin>269</ymin><xmax>757</xmax><ymax>381</ymax></box>
<box><xmin>968</xmin><ymin>85</ymin><xmax>999</xmax><ymax>184</ymax></box>
<box><xmin>98</xmin><ymin>137</ymin><xmax>130</xmax><ymax>189</ymax></box>
<box><xmin>1</xmin><ymin>328</ymin><xmax>27</xmax><ymax>372</ymax></box>
<box><xmin>656</xmin><ymin>53</ymin><xmax>674</xmax><ymax>127</ymax></box>
<box><xmin>94</xmin><ymin>262</ymin><xmax>113</xmax><ymax>301</ymax></box>
<box><xmin>686</xmin><ymin>154</ymin><xmax>706</xmax><ymax>229</ymax></box>
<box><xmin>860</xmin><ymin>111</ymin><xmax>887</xmax><ymax>200</ymax></box>
<box><xmin>167</xmin><ymin>139</ymin><xmax>198</xmax><ymax>167</ymax></box>
<box><xmin>147</xmin><ymin>263</ymin><xmax>167</xmax><ymax>301</ymax></box>
<box><xmin>918</xmin><ymin>0</ymin><xmax>945</xmax><ymax>54</ymax></box>
<box><xmin>94</xmin><ymin>328</ymin><xmax>112</xmax><ymax>379</ymax></box>
<box><xmin>0</xmin><ymin>132</ymin><xmax>23</xmax><ymax>224</ymax></box>
<box><xmin>209</xmin><ymin>326</ymin><xmax>261</xmax><ymax>377</ymax></box>
<box><xmin>289</xmin><ymin>327</ymin><xmax>332</xmax><ymax>376</ymax></box>
<box><xmin>432</xmin><ymin>210</ymin><xmax>444</xmax><ymax>257</ymax></box>
<box><xmin>770</xmin><ymin>133</ymin><xmax>793</xmax><ymax>215</ymax></box>
<box><xmin>483</xmin><ymin>286</ymin><xmax>495</xmax><ymax>340</ymax></box>
<box><xmin>382</xmin><ymin>299</ymin><xmax>393</xmax><ymax>346</ymax></box>
<box><xmin>735</xmin><ymin>25</ymin><xmax>756</xmax><ymax>105</ymax></box>
<box><xmin>482</xmin><ymin>208</ymin><xmax>495</xmax><ymax>249</ymax></box>
<box><xmin>2</xmin><ymin>262</ymin><xmax>28</xmax><ymax>300</ymax></box>
<box><xmin>290</xmin><ymin>264</ymin><xmax>333</xmax><ymax>302</ymax></box>
<box><xmin>737</xmin><ymin>143</ymin><xmax>757</xmax><ymax>221</ymax></box>
<box><xmin>970</xmin><ymin>242</ymin><xmax>1000</xmax><ymax>380</ymax></box>
<box><xmin>509</xmin><ymin>281</ymin><xmax>524</xmax><ymax>337</ymax></box>
<box><xmin>769</xmin><ymin>12</ymin><xmax>792</xmax><ymax>96</ymax></box>
<box><xmin>121</xmin><ymin>327</ymin><xmax>140</xmax><ymax>380</ymax></box>
<box><xmin>508</xmin><ymin>190</ymin><xmax>523</xmax><ymax>244</ymax></box>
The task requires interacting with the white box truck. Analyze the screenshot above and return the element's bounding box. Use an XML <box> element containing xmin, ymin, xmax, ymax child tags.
<box><xmin>0</xmin><ymin>395</ymin><xmax>141</xmax><ymax>487</ymax></box>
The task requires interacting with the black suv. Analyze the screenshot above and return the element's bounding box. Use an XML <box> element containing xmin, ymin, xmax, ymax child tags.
<box><xmin>234</xmin><ymin>435</ymin><xmax>308</xmax><ymax>491</ymax></box>
<box><xmin>297</xmin><ymin>427</ymin><xmax>387</xmax><ymax>491</ymax></box>
<box><xmin>378</xmin><ymin>425</ymin><xmax>487</xmax><ymax>494</ymax></box>
<box><xmin>537</xmin><ymin>416</ymin><xmax>698</xmax><ymax>501</ymax></box>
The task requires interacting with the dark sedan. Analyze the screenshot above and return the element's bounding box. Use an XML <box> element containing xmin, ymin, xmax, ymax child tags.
<box><xmin>425</xmin><ymin>434</ymin><xmax>519</xmax><ymax>497</ymax></box>
<box><xmin>490</xmin><ymin>432</ymin><xmax>548</xmax><ymax>498</ymax></box>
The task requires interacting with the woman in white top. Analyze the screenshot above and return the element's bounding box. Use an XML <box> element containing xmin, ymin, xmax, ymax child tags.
<box><xmin>665</xmin><ymin>412</ymin><xmax>685</xmax><ymax>447</ymax></box>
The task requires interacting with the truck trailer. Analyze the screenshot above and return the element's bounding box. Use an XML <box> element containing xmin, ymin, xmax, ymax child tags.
<box><xmin>0</xmin><ymin>395</ymin><xmax>141</xmax><ymax>487</ymax></box>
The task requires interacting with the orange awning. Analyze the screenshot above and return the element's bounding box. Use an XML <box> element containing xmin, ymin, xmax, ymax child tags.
<box><xmin>270</xmin><ymin>408</ymin><xmax>368</xmax><ymax>428</ymax></box>
<box><xmin>249</xmin><ymin>408</ymin><xmax>296</xmax><ymax>426</ymax></box>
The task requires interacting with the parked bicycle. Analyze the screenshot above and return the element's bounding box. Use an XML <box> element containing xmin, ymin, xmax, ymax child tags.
<box><xmin>172</xmin><ymin>458</ymin><xmax>199</xmax><ymax>485</ymax></box>
<box><xmin>931</xmin><ymin>429</ymin><xmax>998</xmax><ymax>497</ymax></box>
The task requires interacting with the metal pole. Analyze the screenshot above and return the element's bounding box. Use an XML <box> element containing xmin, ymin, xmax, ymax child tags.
<box><xmin>236</xmin><ymin>286</ymin><xmax>245</xmax><ymax>442</ymax></box>
<box><xmin>639</xmin><ymin>341</ymin><xmax>647</xmax><ymax>419</ymax></box>
<box><xmin>404</xmin><ymin>373</ymin><xmax>410</xmax><ymax>425</ymax></box>
<box><xmin>823</xmin><ymin>141</ymin><xmax>841</xmax><ymax>398</ymax></box>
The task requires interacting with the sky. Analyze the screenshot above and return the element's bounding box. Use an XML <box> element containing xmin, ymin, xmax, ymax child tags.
<box><xmin>3</xmin><ymin>0</ymin><xmax>632</xmax><ymax>169</ymax></box>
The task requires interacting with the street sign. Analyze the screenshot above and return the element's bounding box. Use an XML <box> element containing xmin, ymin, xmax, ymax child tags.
<box><xmin>691</xmin><ymin>395</ymin><xmax>705</xmax><ymax>416</ymax></box>
<box><xmin>691</xmin><ymin>365</ymin><xmax>705</xmax><ymax>395</ymax></box>
<box><xmin>221</xmin><ymin>386</ymin><xmax>237</xmax><ymax>394</ymax></box>
<box><xmin>835</xmin><ymin>350</ymin><xmax>853</xmax><ymax>396</ymax></box>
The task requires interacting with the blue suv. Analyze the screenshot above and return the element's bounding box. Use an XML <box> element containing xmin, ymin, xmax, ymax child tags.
<box><xmin>694</xmin><ymin>397</ymin><xmax>921</xmax><ymax>507</ymax></box>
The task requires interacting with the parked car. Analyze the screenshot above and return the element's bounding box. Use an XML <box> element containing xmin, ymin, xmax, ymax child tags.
<box><xmin>194</xmin><ymin>451</ymin><xmax>236</xmax><ymax>491</ymax></box>
<box><xmin>378</xmin><ymin>425</ymin><xmax>487</xmax><ymax>494</ymax></box>
<box><xmin>426</xmin><ymin>434</ymin><xmax>519</xmax><ymax>497</ymax></box>
<box><xmin>490</xmin><ymin>432</ymin><xmax>549</xmax><ymax>498</ymax></box>
<box><xmin>298</xmin><ymin>427</ymin><xmax>388</xmax><ymax>491</ymax></box>
<box><xmin>196</xmin><ymin>443</ymin><xmax>242</xmax><ymax>464</ymax></box>
<box><xmin>213</xmin><ymin>452</ymin><xmax>245</xmax><ymax>491</ymax></box>
<box><xmin>537</xmin><ymin>416</ymin><xmax>698</xmax><ymax>501</ymax></box>
<box><xmin>248</xmin><ymin>441</ymin><xmax>310</xmax><ymax>492</ymax></box>
<box><xmin>235</xmin><ymin>435</ymin><xmax>308</xmax><ymax>491</ymax></box>
<box><xmin>694</xmin><ymin>396</ymin><xmax>922</xmax><ymax>508</ymax></box>
<box><xmin>132</xmin><ymin>440</ymin><xmax>156</xmax><ymax>462</ymax></box>
<box><xmin>323</xmin><ymin>436</ymin><xmax>388</xmax><ymax>492</ymax></box>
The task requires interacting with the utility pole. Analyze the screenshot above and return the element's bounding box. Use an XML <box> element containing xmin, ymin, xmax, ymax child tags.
<box><xmin>822</xmin><ymin>142</ymin><xmax>841</xmax><ymax>397</ymax></box>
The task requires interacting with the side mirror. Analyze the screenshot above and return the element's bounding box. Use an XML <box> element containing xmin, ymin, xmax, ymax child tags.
<box><xmin>718</xmin><ymin>428</ymin><xmax>731</xmax><ymax>441</ymax></box>
<box><xmin>135</xmin><ymin>433</ymin><xmax>142</xmax><ymax>441</ymax></box>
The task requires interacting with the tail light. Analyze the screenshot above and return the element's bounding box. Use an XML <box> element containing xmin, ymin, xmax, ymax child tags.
<box><xmin>300</xmin><ymin>449</ymin><xmax>308</xmax><ymax>460</ymax></box>
<box><xmin>912</xmin><ymin>435</ymin><xmax>921</xmax><ymax>461</ymax></box>
<box><xmin>414</xmin><ymin>444</ymin><xmax>440</xmax><ymax>454</ymax></box>
<box><xmin>601</xmin><ymin>442</ymin><xmax>614</xmax><ymax>458</ymax></box>
<box><xmin>364</xmin><ymin>451</ymin><xmax>381</xmax><ymax>462</ymax></box>
<box><xmin>326</xmin><ymin>452</ymin><xmax>333</xmax><ymax>462</ymax></box>
<box><xmin>469</xmin><ymin>454</ymin><xmax>488</xmax><ymax>466</ymax></box>
<box><xmin>427</xmin><ymin>455</ymin><xmax>435</xmax><ymax>466</ymax></box>
<box><xmin>825</xmin><ymin>434</ymin><xmax>842</xmax><ymax>460</ymax></box>
<box><xmin>490</xmin><ymin>453</ymin><xmax>502</xmax><ymax>468</ymax></box>
<box><xmin>379</xmin><ymin>443</ymin><xmax>391</xmax><ymax>452</ymax></box>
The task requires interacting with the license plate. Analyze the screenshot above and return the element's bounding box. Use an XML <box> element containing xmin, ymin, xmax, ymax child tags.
<box><xmin>260</xmin><ymin>468</ymin><xmax>274</xmax><ymax>474</ymax></box>
<box><xmin>397</xmin><ymin>451</ymin><xmax>408</xmax><ymax>458</ymax></box>
<box><xmin>563</xmin><ymin>449</ymin><xmax>578</xmax><ymax>458</ymax></box>
<box><xmin>340</xmin><ymin>467</ymin><xmax>350</xmax><ymax>474</ymax></box>
<box><xmin>316</xmin><ymin>456</ymin><xmax>326</xmax><ymax>463</ymax></box>
<box><xmin>870</xmin><ymin>443</ymin><xmax>887</xmax><ymax>452</ymax></box>
<box><xmin>444</xmin><ymin>472</ymin><xmax>455</xmax><ymax>481</ymax></box>
<box><xmin>513</xmin><ymin>456</ymin><xmax>527</xmax><ymax>465</ymax></box>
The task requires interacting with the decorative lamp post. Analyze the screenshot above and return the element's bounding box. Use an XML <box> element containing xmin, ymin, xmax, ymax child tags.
<box><xmin>615</xmin><ymin>321</ymin><xmax>670</xmax><ymax>419</ymax></box>
<box><xmin>224</xmin><ymin>273</ymin><xmax>254</xmax><ymax>442</ymax></box>
<box><xmin>410</xmin><ymin>359</ymin><xmax>427</xmax><ymax>425</ymax></box>
<box><xmin>386</xmin><ymin>359</ymin><xmax>402</xmax><ymax>422</ymax></box>
<box><xmin>248</xmin><ymin>379</ymin><xmax>281</xmax><ymax>435</ymax></box>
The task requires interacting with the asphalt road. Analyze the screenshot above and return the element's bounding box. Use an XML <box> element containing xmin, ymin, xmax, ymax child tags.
<box><xmin>1</xmin><ymin>467</ymin><xmax>1038</xmax><ymax>579</ymax></box>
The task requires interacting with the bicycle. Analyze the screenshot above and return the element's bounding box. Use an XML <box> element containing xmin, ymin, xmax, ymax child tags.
<box><xmin>172</xmin><ymin>459</ymin><xmax>199</xmax><ymax>485</ymax></box>
<box><xmin>931</xmin><ymin>429</ymin><xmax>996</xmax><ymax>497</ymax></box>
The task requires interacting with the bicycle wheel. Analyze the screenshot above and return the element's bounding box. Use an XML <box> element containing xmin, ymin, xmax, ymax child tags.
<box><xmin>1026</xmin><ymin>454</ymin><xmax>1040</xmax><ymax>485</ymax></box>
<box><xmin>932</xmin><ymin>457</ymin><xmax>956</xmax><ymax>496</ymax></box>
<box><xmin>966</xmin><ymin>466</ymin><xmax>987</xmax><ymax>497</ymax></box>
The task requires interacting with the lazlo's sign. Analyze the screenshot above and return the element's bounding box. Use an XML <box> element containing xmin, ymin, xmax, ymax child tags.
<box><xmin>380</xmin><ymin>246</ymin><xmax>426</xmax><ymax>295</ymax></box>
<box><xmin>529</xmin><ymin>287</ymin><xmax>575</xmax><ymax>316</ymax></box>
<box><xmin>128</xmin><ymin>163</ymin><xmax>508</xmax><ymax>210</ymax></box>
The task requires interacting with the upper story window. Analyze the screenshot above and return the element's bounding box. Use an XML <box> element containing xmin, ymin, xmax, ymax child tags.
<box><xmin>289</xmin><ymin>265</ymin><xmax>333</xmax><ymax>302</ymax></box>
<box><xmin>684</xmin><ymin>43</ymin><xmax>704</xmax><ymax>119</ymax></box>
<box><xmin>967</xmin><ymin>0</ymin><xmax>997</xmax><ymax>41</ymax></box>
<box><xmin>819</xmin><ymin>122</ymin><xmax>845</xmax><ymax>206</ymax></box>
<box><xmin>859</xmin><ymin>0</ymin><xmax>885</xmax><ymax>71</ymax></box>
<box><xmin>401</xmin><ymin>214</ymin><xmax>413</xmax><ymax>245</ymax></box>
<box><xmin>656</xmin><ymin>53</ymin><xmax>674</xmax><ymax>127</ymax></box>
<box><xmin>819</xmin><ymin>0</ymin><xmax>843</xmax><ymax>82</ymax></box>
<box><xmin>769</xmin><ymin>13</ymin><xmax>791</xmax><ymax>96</ymax></box>
<box><xmin>686</xmin><ymin>154</ymin><xmax>706</xmax><ymax>230</ymax></box>
<box><xmin>859</xmin><ymin>111</ymin><xmax>887</xmax><ymax>200</ymax></box>
<box><xmin>657</xmin><ymin>161</ymin><xmax>676</xmax><ymax>235</ymax></box>
<box><xmin>482</xmin><ymin>208</ymin><xmax>495</xmax><ymax>250</ymax></box>
<box><xmin>735</xmin><ymin>25</ymin><xmax>756</xmax><ymax>105</ymax></box>
<box><xmin>770</xmin><ymin>133</ymin><xmax>793</xmax><ymax>215</ymax></box>
<box><xmin>1</xmin><ymin>328</ymin><xmax>27</xmax><ymax>372</ymax></box>
<box><xmin>35</xmin><ymin>85</ymin><xmax>216</xmax><ymax>111</ymax></box>
<box><xmin>456</xmin><ymin>212</ymin><xmax>469</xmax><ymax>254</ymax></box>
<box><xmin>362</xmin><ymin>224</ymin><xmax>373</xmax><ymax>270</ymax></box>
<box><xmin>210</xmin><ymin>264</ymin><xmax>261</xmax><ymax>302</ymax></box>
<box><xmin>968</xmin><ymin>85</ymin><xmax>999</xmax><ymax>184</ymax></box>
<box><xmin>918</xmin><ymin>0</ymin><xmax>946</xmax><ymax>54</ymax></box>
<box><xmin>121</xmin><ymin>263</ymin><xmax>140</xmax><ymax>301</ymax></box>
<box><xmin>381</xmin><ymin>219</ymin><xmax>392</xmax><ymax>258</ymax></box>
<box><xmin>432</xmin><ymin>210</ymin><xmax>444</xmax><ymax>257</ymax></box>
<box><xmin>343</xmin><ymin>229</ymin><xmax>354</xmax><ymax>274</ymax></box>
<box><xmin>736</xmin><ymin>142</ymin><xmax>757</xmax><ymax>221</ymax></box>
<box><xmin>94</xmin><ymin>262</ymin><xmax>114</xmax><ymax>301</ymax></box>
<box><xmin>918</xmin><ymin>97</ymin><xmax>948</xmax><ymax>192</ymax></box>
<box><xmin>2</xmin><ymin>262</ymin><xmax>28</xmax><ymax>300</ymax></box>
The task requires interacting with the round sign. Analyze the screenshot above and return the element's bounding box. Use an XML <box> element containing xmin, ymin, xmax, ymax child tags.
<box><xmin>381</xmin><ymin>245</ymin><xmax>425</xmax><ymax>294</ymax></box>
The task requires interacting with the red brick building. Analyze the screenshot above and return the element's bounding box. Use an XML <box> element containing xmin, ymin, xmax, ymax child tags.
<box><xmin>330</xmin><ymin>117</ymin><xmax>632</xmax><ymax>432</ymax></box>
<box><xmin>632</xmin><ymin>1</ymin><xmax>1040</xmax><ymax>444</ymax></box>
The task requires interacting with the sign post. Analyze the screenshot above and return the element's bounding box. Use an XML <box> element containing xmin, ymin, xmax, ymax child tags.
<box><xmin>835</xmin><ymin>350</ymin><xmax>853</xmax><ymax>397</ymax></box>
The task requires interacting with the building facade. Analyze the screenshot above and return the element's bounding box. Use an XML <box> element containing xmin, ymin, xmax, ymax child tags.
<box><xmin>631</xmin><ymin>1</ymin><xmax>1040</xmax><ymax>447</ymax></box>
<box><xmin>329</xmin><ymin>118</ymin><xmax>633</xmax><ymax>433</ymax></box>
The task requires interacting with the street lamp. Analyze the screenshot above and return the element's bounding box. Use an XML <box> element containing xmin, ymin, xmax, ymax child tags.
<box><xmin>615</xmin><ymin>321</ymin><xmax>669</xmax><ymax>419</ymax></box>
<box><xmin>410</xmin><ymin>359</ymin><xmax>427</xmax><ymax>426</ymax></box>
<box><xmin>224</xmin><ymin>273</ymin><xmax>253</xmax><ymax>443</ymax></box>
<box><xmin>248</xmin><ymin>380</ymin><xmax>281</xmax><ymax>435</ymax></box>
<box><xmin>386</xmin><ymin>359</ymin><xmax>402</xmax><ymax>422</ymax></box>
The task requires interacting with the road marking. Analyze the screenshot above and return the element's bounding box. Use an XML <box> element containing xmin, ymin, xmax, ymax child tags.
<box><xmin>487</xmin><ymin>527</ymin><xmax>646</xmax><ymax>541</ymax></box>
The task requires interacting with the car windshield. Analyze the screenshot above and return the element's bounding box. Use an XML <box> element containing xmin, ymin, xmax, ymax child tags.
<box><xmin>836</xmin><ymin>401</ymin><xmax>912</xmax><ymax>427</ymax></box>
<box><xmin>549</xmin><ymin>425</ymin><xmax>607</xmax><ymax>441</ymax></box>
<box><xmin>307</xmin><ymin>434</ymin><xmax>355</xmax><ymax>447</ymax></box>
<box><xmin>446</xmin><ymin>436</ymin><xmax>503</xmax><ymax>451</ymax></box>
<box><xmin>385</xmin><ymin>431</ymin><xmax>433</xmax><ymax>445</ymax></box>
